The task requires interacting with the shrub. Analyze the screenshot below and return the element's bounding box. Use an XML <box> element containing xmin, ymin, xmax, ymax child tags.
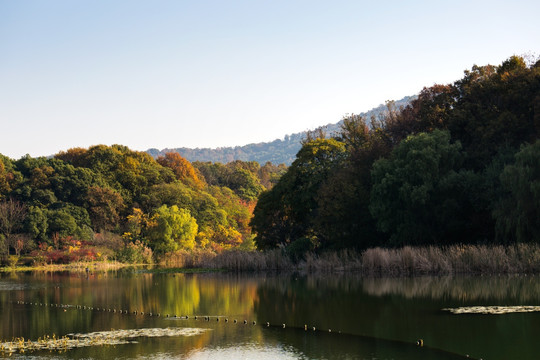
<box><xmin>286</xmin><ymin>236</ymin><xmax>319</xmax><ymax>262</ymax></box>
<box><xmin>116</xmin><ymin>241</ymin><xmax>153</xmax><ymax>264</ymax></box>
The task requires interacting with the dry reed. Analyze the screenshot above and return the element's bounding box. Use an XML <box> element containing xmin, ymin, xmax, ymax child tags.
<box><xmin>159</xmin><ymin>244</ymin><xmax>540</xmax><ymax>275</ymax></box>
<box><xmin>0</xmin><ymin>261</ymin><xmax>136</xmax><ymax>273</ymax></box>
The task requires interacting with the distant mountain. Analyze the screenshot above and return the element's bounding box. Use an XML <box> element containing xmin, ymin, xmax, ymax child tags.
<box><xmin>147</xmin><ymin>96</ymin><xmax>414</xmax><ymax>165</ymax></box>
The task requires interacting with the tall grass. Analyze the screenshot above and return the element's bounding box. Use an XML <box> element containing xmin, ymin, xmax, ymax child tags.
<box><xmin>159</xmin><ymin>248</ymin><xmax>294</xmax><ymax>271</ymax></box>
<box><xmin>0</xmin><ymin>260</ymin><xmax>134</xmax><ymax>273</ymax></box>
<box><xmin>355</xmin><ymin>244</ymin><xmax>540</xmax><ymax>275</ymax></box>
<box><xmin>159</xmin><ymin>244</ymin><xmax>540</xmax><ymax>275</ymax></box>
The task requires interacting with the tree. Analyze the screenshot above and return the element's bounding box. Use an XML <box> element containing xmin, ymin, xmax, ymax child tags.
<box><xmin>226</xmin><ymin>168</ymin><xmax>264</xmax><ymax>202</ymax></box>
<box><xmin>0</xmin><ymin>157</ymin><xmax>10</xmax><ymax>197</ymax></box>
<box><xmin>47</xmin><ymin>209</ymin><xmax>79</xmax><ymax>239</ymax></box>
<box><xmin>494</xmin><ymin>140</ymin><xmax>540</xmax><ymax>243</ymax></box>
<box><xmin>257</xmin><ymin>162</ymin><xmax>287</xmax><ymax>189</ymax></box>
<box><xmin>449</xmin><ymin>56</ymin><xmax>539</xmax><ymax>168</ymax></box>
<box><xmin>147</xmin><ymin>205</ymin><xmax>198</xmax><ymax>253</ymax></box>
<box><xmin>210</xmin><ymin>225</ymin><xmax>243</xmax><ymax>249</ymax></box>
<box><xmin>55</xmin><ymin>147</ymin><xmax>89</xmax><ymax>167</ymax></box>
<box><xmin>123</xmin><ymin>208</ymin><xmax>150</xmax><ymax>243</ymax></box>
<box><xmin>157</xmin><ymin>152</ymin><xmax>203</xmax><ymax>188</ymax></box>
<box><xmin>0</xmin><ymin>155</ymin><xmax>22</xmax><ymax>199</ymax></box>
<box><xmin>0</xmin><ymin>199</ymin><xmax>27</xmax><ymax>240</ymax></box>
<box><xmin>24</xmin><ymin>206</ymin><xmax>48</xmax><ymax>242</ymax></box>
<box><xmin>86</xmin><ymin>186</ymin><xmax>125</xmax><ymax>232</ymax></box>
<box><xmin>10</xmin><ymin>234</ymin><xmax>32</xmax><ymax>257</ymax></box>
<box><xmin>251</xmin><ymin>138</ymin><xmax>346</xmax><ymax>249</ymax></box>
<box><xmin>370</xmin><ymin>130</ymin><xmax>477</xmax><ymax>246</ymax></box>
<box><xmin>314</xmin><ymin>115</ymin><xmax>389</xmax><ymax>249</ymax></box>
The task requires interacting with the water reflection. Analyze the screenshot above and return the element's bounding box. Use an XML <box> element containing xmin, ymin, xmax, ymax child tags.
<box><xmin>1</xmin><ymin>272</ymin><xmax>539</xmax><ymax>359</ymax></box>
<box><xmin>254</xmin><ymin>274</ymin><xmax>540</xmax><ymax>360</ymax></box>
<box><xmin>362</xmin><ymin>275</ymin><xmax>540</xmax><ymax>302</ymax></box>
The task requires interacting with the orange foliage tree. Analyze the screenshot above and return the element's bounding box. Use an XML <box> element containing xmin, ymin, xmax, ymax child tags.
<box><xmin>157</xmin><ymin>152</ymin><xmax>204</xmax><ymax>188</ymax></box>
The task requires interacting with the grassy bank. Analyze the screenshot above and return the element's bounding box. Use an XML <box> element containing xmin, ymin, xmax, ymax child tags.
<box><xmin>159</xmin><ymin>244</ymin><xmax>540</xmax><ymax>275</ymax></box>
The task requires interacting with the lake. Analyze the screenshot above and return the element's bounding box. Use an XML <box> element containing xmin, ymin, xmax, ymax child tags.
<box><xmin>1</xmin><ymin>270</ymin><xmax>539</xmax><ymax>359</ymax></box>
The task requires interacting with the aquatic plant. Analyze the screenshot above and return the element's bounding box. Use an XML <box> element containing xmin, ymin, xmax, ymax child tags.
<box><xmin>0</xmin><ymin>327</ymin><xmax>209</xmax><ymax>355</ymax></box>
<box><xmin>443</xmin><ymin>306</ymin><xmax>540</xmax><ymax>315</ymax></box>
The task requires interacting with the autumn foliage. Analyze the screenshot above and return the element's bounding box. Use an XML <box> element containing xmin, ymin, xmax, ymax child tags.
<box><xmin>0</xmin><ymin>145</ymin><xmax>274</xmax><ymax>265</ymax></box>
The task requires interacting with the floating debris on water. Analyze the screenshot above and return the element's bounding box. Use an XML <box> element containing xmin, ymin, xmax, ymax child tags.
<box><xmin>442</xmin><ymin>306</ymin><xmax>540</xmax><ymax>315</ymax></box>
<box><xmin>0</xmin><ymin>327</ymin><xmax>209</xmax><ymax>355</ymax></box>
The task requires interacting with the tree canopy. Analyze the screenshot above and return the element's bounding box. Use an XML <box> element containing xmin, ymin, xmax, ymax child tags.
<box><xmin>251</xmin><ymin>55</ymin><xmax>540</xmax><ymax>252</ymax></box>
<box><xmin>0</xmin><ymin>145</ymin><xmax>273</xmax><ymax>262</ymax></box>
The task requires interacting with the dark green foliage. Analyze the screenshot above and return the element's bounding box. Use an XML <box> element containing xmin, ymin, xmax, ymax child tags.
<box><xmin>252</xmin><ymin>55</ymin><xmax>540</xmax><ymax>251</ymax></box>
<box><xmin>251</xmin><ymin>138</ymin><xmax>346</xmax><ymax>249</ymax></box>
<box><xmin>370</xmin><ymin>130</ymin><xmax>479</xmax><ymax>245</ymax></box>
<box><xmin>251</xmin><ymin>183</ymin><xmax>293</xmax><ymax>250</ymax></box>
<box><xmin>314</xmin><ymin>115</ymin><xmax>390</xmax><ymax>250</ymax></box>
<box><xmin>0</xmin><ymin>155</ymin><xmax>22</xmax><ymax>199</ymax></box>
<box><xmin>286</xmin><ymin>236</ymin><xmax>319</xmax><ymax>262</ymax></box>
<box><xmin>494</xmin><ymin>140</ymin><xmax>540</xmax><ymax>243</ymax></box>
<box><xmin>47</xmin><ymin>209</ymin><xmax>79</xmax><ymax>239</ymax></box>
<box><xmin>24</xmin><ymin>206</ymin><xmax>48</xmax><ymax>242</ymax></box>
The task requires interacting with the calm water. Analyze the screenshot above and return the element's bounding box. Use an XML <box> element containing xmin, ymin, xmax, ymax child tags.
<box><xmin>1</xmin><ymin>271</ymin><xmax>539</xmax><ymax>359</ymax></box>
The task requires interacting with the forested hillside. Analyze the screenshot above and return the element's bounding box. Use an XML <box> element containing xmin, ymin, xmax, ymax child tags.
<box><xmin>0</xmin><ymin>148</ymin><xmax>283</xmax><ymax>265</ymax></box>
<box><xmin>147</xmin><ymin>96</ymin><xmax>414</xmax><ymax>165</ymax></box>
<box><xmin>252</xmin><ymin>56</ymin><xmax>540</xmax><ymax>255</ymax></box>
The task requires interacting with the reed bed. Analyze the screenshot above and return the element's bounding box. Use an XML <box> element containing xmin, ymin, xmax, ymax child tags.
<box><xmin>159</xmin><ymin>244</ymin><xmax>540</xmax><ymax>275</ymax></box>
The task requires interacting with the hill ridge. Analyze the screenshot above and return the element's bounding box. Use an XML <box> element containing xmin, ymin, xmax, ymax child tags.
<box><xmin>147</xmin><ymin>95</ymin><xmax>414</xmax><ymax>165</ymax></box>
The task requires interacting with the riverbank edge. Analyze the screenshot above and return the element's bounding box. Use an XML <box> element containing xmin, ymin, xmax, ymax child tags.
<box><xmin>0</xmin><ymin>261</ymin><xmax>139</xmax><ymax>273</ymax></box>
<box><xmin>2</xmin><ymin>244</ymin><xmax>540</xmax><ymax>275</ymax></box>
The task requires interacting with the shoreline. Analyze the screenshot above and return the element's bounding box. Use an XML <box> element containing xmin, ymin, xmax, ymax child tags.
<box><xmin>0</xmin><ymin>261</ymin><xmax>141</xmax><ymax>273</ymax></box>
<box><xmin>3</xmin><ymin>243</ymin><xmax>540</xmax><ymax>276</ymax></box>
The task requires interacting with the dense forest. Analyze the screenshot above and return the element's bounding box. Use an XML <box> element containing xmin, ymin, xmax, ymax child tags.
<box><xmin>0</xmin><ymin>55</ymin><xmax>538</xmax><ymax>267</ymax></box>
<box><xmin>252</xmin><ymin>55</ymin><xmax>540</xmax><ymax>257</ymax></box>
<box><xmin>0</xmin><ymin>148</ymin><xmax>284</xmax><ymax>265</ymax></box>
<box><xmin>147</xmin><ymin>96</ymin><xmax>413</xmax><ymax>165</ymax></box>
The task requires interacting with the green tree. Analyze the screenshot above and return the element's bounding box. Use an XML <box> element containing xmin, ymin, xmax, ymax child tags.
<box><xmin>314</xmin><ymin>115</ymin><xmax>390</xmax><ymax>249</ymax></box>
<box><xmin>251</xmin><ymin>138</ymin><xmax>346</xmax><ymax>249</ymax></box>
<box><xmin>147</xmin><ymin>205</ymin><xmax>198</xmax><ymax>253</ymax></box>
<box><xmin>494</xmin><ymin>140</ymin><xmax>540</xmax><ymax>243</ymax></box>
<box><xmin>370</xmin><ymin>130</ymin><xmax>477</xmax><ymax>246</ymax></box>
<box><xmin>227</xmin><ymin>168</ymin><xmax>264</xmax><ymax>202</ymax></box>
<box><xmin>47</xmin><ymin>208</ymin><xmax>79</xmax><ymax>239</ymax></box>
<box><xmin>144</xmin><ymin>181</ymin><xmax>195</xmax><ymax>212</ymax></box>
<box><xmin>24</xmin><ymin>206</ymin><xmax>48</xmax><ymax>242</ymax></box>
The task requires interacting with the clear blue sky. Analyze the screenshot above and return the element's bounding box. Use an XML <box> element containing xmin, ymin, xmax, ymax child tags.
<box><xmin>1</xmin><ymin>0</ymin><xmax>539</xmax><ymax>159</ymax></box>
